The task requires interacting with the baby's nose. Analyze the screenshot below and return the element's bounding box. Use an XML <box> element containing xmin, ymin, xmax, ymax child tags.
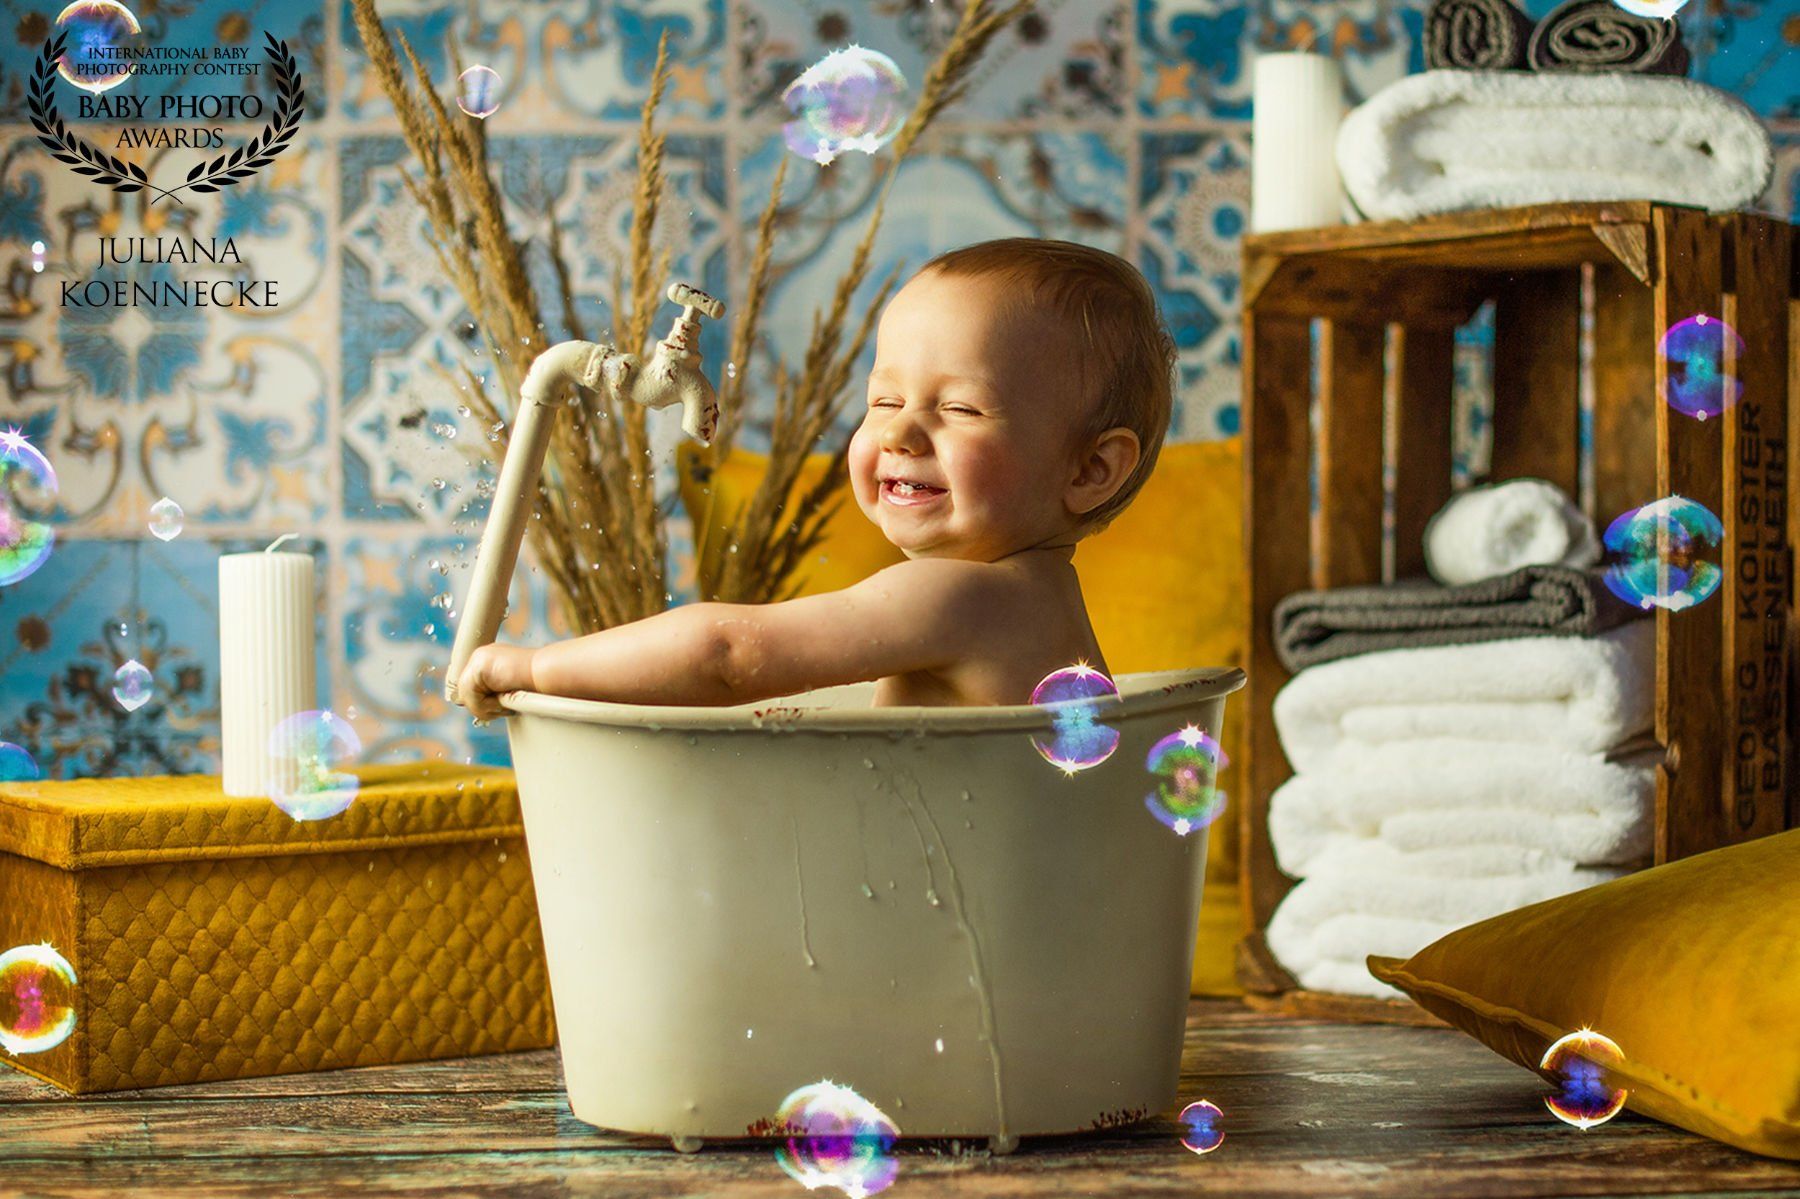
<box><xmin>879</xmin><ymin>410</ymin><xmax>929</xmax><ymax>453</ymax></box>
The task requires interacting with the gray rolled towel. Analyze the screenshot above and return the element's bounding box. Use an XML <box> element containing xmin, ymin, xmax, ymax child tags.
<box><xmin>1272</xmin><ymin>565</ymin><xmax>1647</xmax><ymax>672</ymax></box>
<box><xmin>1528</xmin><ymin>0</ymin><xmax>1689</xmax><ymax>76</ymax></box>
<box><xmin>1426</xmin><ymin>0</ymin><xmax>1536</xmax><ymax>70</ymax></box>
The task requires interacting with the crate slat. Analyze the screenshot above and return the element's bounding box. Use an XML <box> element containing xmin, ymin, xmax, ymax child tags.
<box><xmin>1654</xmin><ymin>207</ymin><xmax>1727</xmax><ymax>864</ymax></box>
<box><xmin>1721</xmin><ymin>214</ymin><xmax>1792</xmax><ymax>843</ymax></box>
<box><xmin>1388</xmin><ymin>325</ymin><xmax>1456</xmax><ymax>579</ymax></box>
<box><xmin>1317</xmin><ymin>321</ymin><xmax>1387</xmax><ymax>587</ymax></box>
<box><xmin>1592</xmin><ymin>262</ymin><xmax>1659</xmax><ymax>523</ymax></box>
<box><xmin>1491</xmin><ymin>271</ymin><xmax>1582</xmax><ymax>494</ymax></box>
<box><xmin>1242</xmin><ymin>312</ymin><xmax>1312</xmax><ymax>931</ymax></box>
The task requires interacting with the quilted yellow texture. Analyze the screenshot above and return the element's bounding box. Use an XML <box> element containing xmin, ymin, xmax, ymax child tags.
<box><xmin>1370</xmin><ymin>828</ymin><xmax>1800</xmax><ymax>1161</ymax></box>
<box><xmin>0</xmin><ymin>763</ymin><xmax>555</xmax><ymax>1094</ymax></box>
<box><xmin>679</xmin><ymin>439</ymin><xmax>1248</xmax><ymax>995</ymax></box>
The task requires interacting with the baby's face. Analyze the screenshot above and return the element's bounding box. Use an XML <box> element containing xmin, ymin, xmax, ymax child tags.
<box><xmin>849</xmin><ymin>271</ymin><xmax>1089</xmax><ymax>560</ymax></box>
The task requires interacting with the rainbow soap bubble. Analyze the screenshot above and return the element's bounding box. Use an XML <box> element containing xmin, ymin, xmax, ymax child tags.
<box><xmin>1601</xmin><ymin>495</ymin><xmax>1722</xmax><ymax>612</ymax></box>
<box><xmin>1145</xmin><ymin>725</ymin><xmax>1227</xmax><ymax>836</ymax></box>
<box><xmin>1540</xmin><ymin>1029</ymin><xmax>1629</xmax><ymax>1130</ymax></box>
<box><xmin>456</xmin><ymin>65</ymin><xmax>501</xmax><ymax>118</ymax></box>
<box><xmin>1660</xmin><ymin>314</ymin><xmax>1743</xmax><ymax>421</ymax></box>
<box><xmin>0</xmin><ymin>427</ymin><xmax>58</xmax><ymax>588</ymax></box>
<box><xmin>148</xmin><ymin>496</ymin><xmax>183</xmax><ymax>541</ymax></box>
<box><xmin>1030</xmin><ymin>663</ymin><xmax>1121</xmax><ymax>774</ymax></box>
<box><xmin>54</xmin><ymin>0</ymin><xmax>143</xmax><ymax>95</ymax></box>
<box><xmin>781</xmin><ymin>46</ymin><xmax>908</xmax><ymax>166</ymax></box>
<box><xmin>267</xmin><ymin>709</ymin><xmax>362</xmax><ymax>822</ymax></box>
<box><xmin>1179</xmin><ymin>1099</ymin><xmax>1225</xmax><ymax>1154</ymax></box>
<box><xmin>0</xmin><ymin>943</ymin><xmax>78</xmax><ymax>1055</ymax></box>
<box><xmin>772</xmin><ymin>1081</ymin><xmax>900</xmax><ymax>1198</ymax></box>
<box><xmin>0</xmin><ymin>742</ymin><xmax>40</xmax><ymax>783</ymax></box>
<box><xmin>112</xmin><ymin>658</ymin><xmax>152</xmax><ymax>712</ymax></box>
<box><xmin>1610</xmin><ymin>0</ymin><xmax>1689</xmax><ymax>16</ymax></box>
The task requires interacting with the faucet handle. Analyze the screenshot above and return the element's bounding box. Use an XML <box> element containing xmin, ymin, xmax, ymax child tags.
<box><xmin>668</xmin><ymin>282</ymin><xmax>724</xmax><ymax>320</ymax></box>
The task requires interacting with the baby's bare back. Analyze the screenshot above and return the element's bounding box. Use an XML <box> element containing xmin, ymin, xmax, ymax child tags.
<box><xmin>870</xmin><ymin>551</ymin><xmax>1108</xmax><ymax>708</ymax></box>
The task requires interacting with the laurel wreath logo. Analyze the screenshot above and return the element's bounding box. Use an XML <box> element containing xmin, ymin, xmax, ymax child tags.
<box><xmin>27</xmin><ymin>29</ymin><xmax>305</xmax><ymax>207</ymax></box>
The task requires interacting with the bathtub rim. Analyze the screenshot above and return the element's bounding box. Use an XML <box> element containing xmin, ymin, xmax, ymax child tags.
<box><xmin>495</xmin><ymin>665</ymin><xmax>1244</xmax><ymax>734</ymax></box>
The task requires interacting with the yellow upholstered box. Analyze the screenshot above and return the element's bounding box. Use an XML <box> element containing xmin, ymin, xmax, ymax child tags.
<box><xmin>0</xmin><ymin>762</ymin><xmax>554</xmax><ymax>1093</ymax></box>
<box><xmin>681</xmin><ymin>438</ymin><xmax>1248</xmax><ymax>995</ymax></box>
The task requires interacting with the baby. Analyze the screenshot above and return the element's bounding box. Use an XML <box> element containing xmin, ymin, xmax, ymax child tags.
<box><xmin>456</xmin><ymin>237</ymin><xmax>1176</xmax><ymax>716</ymax></box>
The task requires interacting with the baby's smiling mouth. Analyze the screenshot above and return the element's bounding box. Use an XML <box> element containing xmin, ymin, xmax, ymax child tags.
<box><xmin>879</xmin><ymin>476</ymin><xmax>948</xmax><ymax>506</ymax></box>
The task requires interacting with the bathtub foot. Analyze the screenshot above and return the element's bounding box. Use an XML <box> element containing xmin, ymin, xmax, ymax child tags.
<box><xmin>988</xmin><ymin>1133</ymin><xmax>1020</xmax><ymax>1156</ymax></box>
<box><xmin>670</xmin><ymin>1135</ymin><xmax>704</xmax><ymax>1154</ymax></box>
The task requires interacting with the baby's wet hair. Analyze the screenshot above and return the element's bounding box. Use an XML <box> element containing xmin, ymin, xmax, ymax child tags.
<box><xmin>920</xmin><ymin>237</ymin><xmax>1177</xmax><ymax>532</ymax></box>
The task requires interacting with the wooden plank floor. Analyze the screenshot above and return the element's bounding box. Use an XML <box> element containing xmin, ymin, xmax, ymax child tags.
<box><xmin>4</xmin><ymin>998</ymin><xmax>1798</xmax><ymax>1198</ymax></box>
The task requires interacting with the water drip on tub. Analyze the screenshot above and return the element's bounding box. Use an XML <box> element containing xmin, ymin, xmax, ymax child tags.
<box><xmin>890</xmin><ymin>768</ymin><xmax>1009</xmax><ymax>1140</ymax></box>
<box><xmin>789</xmin><ymin>813</ymin><xmax>816</xmax><ymax>969</ymax></box>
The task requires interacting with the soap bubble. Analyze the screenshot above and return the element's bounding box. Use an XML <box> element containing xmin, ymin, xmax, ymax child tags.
<box><xmin>1540</xmin><ymin>1029</ymin><xmax>1628</xmax><ymax>1129</ymax></box>
<box><xmin>781</xmin><ymin>46</ymin><xmax>908</xmax><ymax>166</ymax></box>
<box><xmin>54</xmin><ymin>0</ymin><xmax>143</xmax><ymax>94</ymax></box>
<box><xmin>0</xmin><ymin>943</ymin><xmax>78</xmax><ymax>1055</ymax></box>
<box><xmin>772</xmin><ymin>1081</ymin><xmax>900</xmax><ymax>1197</ymax></box>
<box><xmin>1179</xmin><ymin>1099</ymin><xmax>1225</xmax><ymax>1154</ymax></box>
<box><xmin>112</xmin><ymin>658</ymin><xmax>152</xmax><ymax>712</ymax></box>
<box><xmin>456</xmin><ymin>65</ymin><xmax>501</xmax><ymax>118</ymax></box>
<box><xmin>267</xmin><ymin>709</ymin><xmax>362</xmax><ymax>821</ymax></box>
<box><xmin>1610</xmin><ymin>0</ymin><xmax>1689</xmax><ymax>16</ymax></box>
<box><xmin>1601</xmin><ymin>495</ymin><xmax>1722</xmax><ymax>612</ymax></box>
<box><xmin>0</xmin><ymin>427</ymin><xmax>57</xmax><ymax>588</ymax></box>
<box><xmin>0</xmin><ymin>742</ymin><xmax>40</xmax><ymax>782</ymax></box>
<box><xmin>1145</xmin><ymin>725</ymin><xmax>1227</xmax><ymax>836</ymax></box>
<box><xmin>147</xmin><ymin>496</ymin><xmax>183</xmax><ymax>541</ymax></box>
<box><xmin>1659</xmin><ymin>314</ymin><xmax>1743</xmax><ymax>422</ymax></box>
<box><xmin>1030</xmin><ymin>663</ymin><xmax>1120</xmax><ymax>774</ymax></box>
<box><xmin>30</xmin><ymin>241</ymin><xmax>45</xmax><ymax>273</ymax></box>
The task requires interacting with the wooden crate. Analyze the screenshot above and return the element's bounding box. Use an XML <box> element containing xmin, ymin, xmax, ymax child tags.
<box><xmin>1237</xmin><ymin>202</ymin><xmax>1796</xmax><ymax>1025</ymax></box>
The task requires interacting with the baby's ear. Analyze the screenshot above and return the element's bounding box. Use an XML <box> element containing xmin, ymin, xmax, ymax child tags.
<box><xmin>1066</xmin><ymin>427</ymin><xmax>1140</xmax><ymax>517</ymax></box>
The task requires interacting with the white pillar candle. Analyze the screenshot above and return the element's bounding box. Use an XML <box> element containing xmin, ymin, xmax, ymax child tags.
<box><xmin>219</xmin><ymin>547</ymin><xmax>316</xmax><ymax>797</ymax></box>
<box><xmin>1251</xmin><ymin>52</ymin><xmax>1348</xmax><ymax>233</ymax></box>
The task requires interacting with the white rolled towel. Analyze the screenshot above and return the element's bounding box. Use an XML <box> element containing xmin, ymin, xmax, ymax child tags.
<box><xmin>1336</xmin><ymin>69</ymin><xmax>1774</xmax><ymax>222</ymax></box>
<box><xmin>1272</xmin><ymin>621</ymin><xmax>1654</xmax><ymax>772</ymax></box>
<box><xmin>1424</xmin><ymin>478</ymin><xmax>1600</xmax><ymax>585</ymax></box>
<box><xmin>1267</xmin><ymin>738</ymin><xmax>1658</xmax><ymax>878</ymax></box>
<box><xmin>1266</xmin><ymin>848</ymin><xmax>1631</xmax><ymax>1000</ymax></box>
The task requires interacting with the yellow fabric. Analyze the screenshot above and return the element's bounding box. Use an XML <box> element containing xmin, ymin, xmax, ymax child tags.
<box><xmin>0</xmin><ymin>763</ymin><xmax>554</xmax><ymax>1093</ymax></box>
<box><xmin>680</xmin><ymin>439</ymin><xmax>1248</xmax><ymax>995</ymax></box>
<box><xmin>1369</xmin><ymin>829</ymin><xmax>1800</xmax><ymax>1161</ymax></box>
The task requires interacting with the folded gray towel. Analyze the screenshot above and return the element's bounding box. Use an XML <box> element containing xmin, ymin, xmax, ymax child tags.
<box><xmin>1272</xmin><ymin>565</ymin><xmax>1647</xmax><ymax>672</ymax></box>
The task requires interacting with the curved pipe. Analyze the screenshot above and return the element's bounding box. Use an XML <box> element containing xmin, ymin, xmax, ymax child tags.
<box><xmin>444</xmin><ymin>341</ymin><xmax>612</xmax><ymax>705</ymax></box>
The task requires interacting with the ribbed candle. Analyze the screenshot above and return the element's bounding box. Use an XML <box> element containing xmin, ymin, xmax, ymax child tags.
<box><xmin>219</xmin><ymin>551</ymin><xmax>315</xmax><ymax>797</ymax></box>
<box><xmin>1251</xmin><ymin>52</ymin><xmax>1348</xmax><ymax>233</ymax></box>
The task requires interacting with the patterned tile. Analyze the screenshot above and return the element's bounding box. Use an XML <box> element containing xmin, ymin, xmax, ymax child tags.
<box><xmin>0</xmin><ymin>0</ymin><xmax>327</xmax><ymax>124</ymax></box>
<box><xmin>1139</xmin><ymin>128</ymin><xmax>1249</xmax><ymax>439</ymax></box>
<box><xmin>737</xmin><ymin>0</ymin><xmax>1129</xmax><ymax>122</ymax></box>
<box><xmin>338</xmin><ymin>132</ymin><xmax>728</xmax><ymax>524</ymax></box>
<box><xmin>730</xmin><ymin>125</ymin><xmax>1128</xmax><ymax>447</ymax></box>
<box><xmin>0</xmin><ymin>127</ymin><xmax>336</xmax><ymax>531</ymax></box>
<box><xmin>1137</xmin><ymin>0</ymin><xmax>1426</xmax><ymax>119</ymax></box>
<box><xmin>0</xmin><ymin>536</ymin><xmax>329</xmax><ymax>779</ymax></box>
<box><xmin>338</xmin><ymin>532</ymin><xmax>566</xmax><ymax>768</ymax></box>
<box><xmin>336</xmin><ymin>0</ymin><xmax>727</xmax><ymax>123</ymax></box>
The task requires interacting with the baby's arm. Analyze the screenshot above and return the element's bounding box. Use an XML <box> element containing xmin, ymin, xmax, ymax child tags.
<box><xmin>457</xmin><ymin>557</ymin><xmax>996</xmax><ymax>713</ymax></box>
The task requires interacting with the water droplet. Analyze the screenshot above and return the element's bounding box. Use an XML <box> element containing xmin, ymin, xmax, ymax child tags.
<box><xmin>860</xmin><ymin>883</ymin><xmax>875</xmax><ymax>899</ymax></box>
<box><xmin>147</xmin><ymin>496</ymin><xmax>183</xmax><ymax>541</ymax></box>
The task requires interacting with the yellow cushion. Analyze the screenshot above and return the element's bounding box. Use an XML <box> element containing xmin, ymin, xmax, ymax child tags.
<box><xmin>1369</xmin><ymin>829</ymin><xmax>1800</xmax><ymax>1161</ymax></box>
<box><xmin>680</xmin><ymin>439</ymin><xmax>1249</xmax><ymax>996</ymax></box>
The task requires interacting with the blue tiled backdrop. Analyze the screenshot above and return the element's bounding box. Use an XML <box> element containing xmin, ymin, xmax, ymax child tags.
<box><xmin>1</xmin><ymin>0</ymin><xmax>1794</xmax><ymax>776</ymax></box>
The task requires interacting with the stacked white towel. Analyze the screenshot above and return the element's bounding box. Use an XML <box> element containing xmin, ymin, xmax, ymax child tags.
<box><xmin>1264</xmin><ymin>621</ymin><xmax>1657</xmax><ymax>1001</ymax></box>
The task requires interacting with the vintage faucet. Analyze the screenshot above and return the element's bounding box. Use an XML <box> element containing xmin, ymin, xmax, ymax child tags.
<box><xmin>443</xmin><ymin>282</ymin><xmax>726</xmax><ymax>706</ymax></box>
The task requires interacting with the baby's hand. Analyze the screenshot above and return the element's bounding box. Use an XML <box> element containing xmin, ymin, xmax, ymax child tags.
<box><xmin>456</xmin><ymin>644</ymin><xmax>536</xmax><ymax>721</ymax></box>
